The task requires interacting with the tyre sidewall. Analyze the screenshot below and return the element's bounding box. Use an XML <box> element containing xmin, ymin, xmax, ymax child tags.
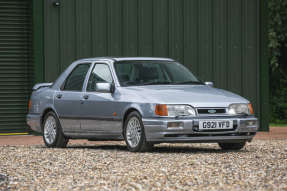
<box><xmin>124</xmin><ymin>111</ymin><xmax>147</xmax><ymax>152</ymax></box>
<box><xmin>42</xmin><ymin>111</ymin><xmax>64</xmax><ymax>147</ymax></box>
<box><xmin>218</xmin><ymin>142</ymin><xmax>246</xmax><ymax>150</ymax></box>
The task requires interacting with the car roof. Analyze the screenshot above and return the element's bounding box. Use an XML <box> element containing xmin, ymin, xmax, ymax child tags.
<box><xmin>75</xmin><ymin>57</ymin><xmax>175</xmax><ymax>63</ymax></box>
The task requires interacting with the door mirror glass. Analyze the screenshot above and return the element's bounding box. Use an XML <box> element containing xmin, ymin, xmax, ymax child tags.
<box><xmin>204</xmin><ymin>81</ymin><xmax>214</xmax><ymax>87</ymax></box>
<box><xmin>95</xmin><ymin>83</ymin><xmax>113</xmax><ymax>93</ymax></box>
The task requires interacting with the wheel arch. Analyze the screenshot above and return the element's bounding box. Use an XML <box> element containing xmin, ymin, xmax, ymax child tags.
<box><xmin>122</xmin><ymin>107</ymin><xmax>142</xmax><ymax>134</ymax></box>
<box><xmin>40</xmin><ymin>107</ymin><xmax>59</xmax><ymax>130</ymax></box>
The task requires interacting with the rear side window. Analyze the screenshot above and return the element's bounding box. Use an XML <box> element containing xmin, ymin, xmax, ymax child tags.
<box><xmin>63</xmin><ymin>63</ymin><xmax>91</xmax><ymax>91</ymax></box>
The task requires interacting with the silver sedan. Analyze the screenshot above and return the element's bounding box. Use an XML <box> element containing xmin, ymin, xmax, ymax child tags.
<box><xmin>27</xmin><ymin>57</ymin><xmax>258</xmax><ymax>152</ymax></box>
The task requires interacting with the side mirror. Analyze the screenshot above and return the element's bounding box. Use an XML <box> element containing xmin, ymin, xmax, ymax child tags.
<box><xmin>95</xmin><ymin>83</ymin><xmax>115</xmax><ymax>93</ymax></box>
<box><xmin>204</xmin><ymin>81</ymin><xmax>214</xmax><ymax>87</ymax></box>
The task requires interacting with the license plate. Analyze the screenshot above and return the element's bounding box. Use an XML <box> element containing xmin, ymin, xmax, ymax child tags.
<box><xmin>199</xmin><ymin>120</ymin><xmax>233</xmax><ymax>130</ymax></box>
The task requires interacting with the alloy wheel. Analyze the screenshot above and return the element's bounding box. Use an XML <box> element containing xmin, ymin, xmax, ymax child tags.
<box><xmin>44</xmin><ymin>116</ymin><xmax>57</xmax><ymax>144</ymax></box>
<box><xmin>126</xmin><ymin>117</ymin><xmax>142</xmax><ymax>148</ymax></box>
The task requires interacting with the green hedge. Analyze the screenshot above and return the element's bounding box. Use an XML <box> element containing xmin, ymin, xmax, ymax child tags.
<box><xmin>268</xmin><ymin>0</ymin><xmax>287</xmax><ymax>123</ymax></box>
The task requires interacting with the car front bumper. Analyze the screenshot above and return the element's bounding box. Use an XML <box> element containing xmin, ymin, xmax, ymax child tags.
<box><xmin>142</xmin><ymin>116</ymin><xmax>258</xmax><ymax>143</ymax></box>
<box><xmin>26</xmin><ymin>113</ymin><xmax>42</xmax><ymax>133</ymax></box>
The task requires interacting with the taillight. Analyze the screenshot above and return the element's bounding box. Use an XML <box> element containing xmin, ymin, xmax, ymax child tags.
<box><xmin>248</xmin><ymin>103</ymin><xmax>254</xmax><ymax>114</ymax></box>
<box><xmin>28</xmin><ymin>100</ymin><xmax>32</xmax><ymax>112</ymax></box>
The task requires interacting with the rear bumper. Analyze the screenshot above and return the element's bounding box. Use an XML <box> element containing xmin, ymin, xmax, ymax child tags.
<box><xmin>26</xmin><ymin>114</ymin><xmax>41</xmax><ymax>133</ymax></box>
<box><xmin>142</xmin><ymin>116</ymin><xmax>258</xmax><ymax>143</ymax></box>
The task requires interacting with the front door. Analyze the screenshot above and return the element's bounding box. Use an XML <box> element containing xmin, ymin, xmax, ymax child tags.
<box><xmin>54</xmin><ymin>63</ymin><xmax>91</xmax><ymax>133</ymax></box>
<box><xmin>80</xmin><ymin>63</ymin><xmax>122</xmax><ymax>136</ymax></box>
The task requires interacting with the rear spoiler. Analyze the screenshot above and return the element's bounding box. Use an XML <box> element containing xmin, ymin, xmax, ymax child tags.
<box><xmin>32</xmin><ymin>83</ymin><xmax>53</xmax><ymax>91</ymax></box>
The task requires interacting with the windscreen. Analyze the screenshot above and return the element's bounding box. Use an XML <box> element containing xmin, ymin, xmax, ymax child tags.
<box><xmin>114</xmin><ymin>61</ymin><xmax>201</xmax><ymax>86</ymax></box>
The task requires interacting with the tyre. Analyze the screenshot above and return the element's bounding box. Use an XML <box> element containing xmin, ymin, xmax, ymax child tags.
<box><xmin>218</xmin><ymin>142</ymin><xmax>246</xmax><ymax>150</ymax></box>
<box><xmin>42</xmin><ymin>111</ymin><xmax>69</xmax><ymax>148</ymax></box>
<box><xmin>124</xmin><ymin>111</ymin><xmax>153</xmax><ymax>152</ymax></box>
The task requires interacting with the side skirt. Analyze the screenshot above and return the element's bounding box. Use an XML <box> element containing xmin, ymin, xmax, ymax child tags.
<box><xmin>64</xmin><ymin>131</ymin><xmax>123</xmax><ymax>140</ymax></box>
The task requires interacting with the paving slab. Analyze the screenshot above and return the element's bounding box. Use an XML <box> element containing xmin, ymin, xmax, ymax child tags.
<box><xmin>0</xmin><ymin>127</ymin><xmax>286</xmax><ymax>146</ymax></box>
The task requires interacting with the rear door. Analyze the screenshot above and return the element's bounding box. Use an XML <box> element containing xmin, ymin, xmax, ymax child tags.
<box><xmin>54</xmin><ymin>63</ymin><xmax>91</xmax><ymax>133</ymax></box>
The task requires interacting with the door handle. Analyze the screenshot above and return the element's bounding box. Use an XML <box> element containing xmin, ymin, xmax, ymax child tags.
<box><xmin>83</xmin><ymin>95</ymin><xmax>89</xmax><ymax>100</ymax></box>
<box><xmin>56</xmin><ymin>94</ymin><xmax>62</xmax><ymax>99</ymax></box>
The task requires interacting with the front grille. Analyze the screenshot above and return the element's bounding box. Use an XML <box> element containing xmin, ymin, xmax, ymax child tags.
<box><xmin>197</xmin><ymin>108</ymin><xmax>226</xmax><ymax>115</ymax></box>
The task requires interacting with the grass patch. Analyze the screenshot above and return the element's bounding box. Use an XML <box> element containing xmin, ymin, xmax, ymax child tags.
<box><xmin>270</xmin><ymin>123</ymin><xmax>287</xmax><ymax>127</ymax></box>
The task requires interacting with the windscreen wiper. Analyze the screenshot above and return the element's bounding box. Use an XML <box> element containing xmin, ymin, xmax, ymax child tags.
<box><xmin>121</xmin><ymin>81</ymin><xmax>141</xmax><ymax>86</ymax></box>
<box><xmin>174</xmin><ymin>81</ymin><xmax>203</xmax><ymax>85</ymax></box>
<box><xmin>141</xmin><ymin>81</ymin><xmax>173</xmax><ymax>85</ymax></box>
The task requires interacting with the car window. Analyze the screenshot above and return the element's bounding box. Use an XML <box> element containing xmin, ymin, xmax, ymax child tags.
<box><xmin>63</xmin><ymin>63</ymin><xmax>91</xmax><ymax>91</ymax></box>
<box><xmin>114</xmin><ymin>61</ymin><xmax>201</xmax><ymax>86</ymax></box>
<box><xmin>87</xmin><ymin>63</ymin><xmax>113</xmax><ymax>91</ymax></box>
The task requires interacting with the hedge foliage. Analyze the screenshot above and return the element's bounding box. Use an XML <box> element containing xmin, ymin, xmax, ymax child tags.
<box><xmin>268</xmin><ymin>0</ymin><xmax>287</xmax><ymax>123</ymax></box>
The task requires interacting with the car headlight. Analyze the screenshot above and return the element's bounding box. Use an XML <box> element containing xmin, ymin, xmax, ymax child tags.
<box><xmin>155</xmin><ymin>104</ymin><xmax>196</xmax><ymax>117</ymax></box>
<box><xmin>228</xmin><ymin>103</ymin><xmax>254</xmax><ymax>115</ymax></box>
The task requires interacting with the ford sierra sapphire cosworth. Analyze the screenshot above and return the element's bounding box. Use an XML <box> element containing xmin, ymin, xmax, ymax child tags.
<box><xmin>27</xmin><ymin>57</ymin><xmax>258</xmax><ymax>152</ymax></box>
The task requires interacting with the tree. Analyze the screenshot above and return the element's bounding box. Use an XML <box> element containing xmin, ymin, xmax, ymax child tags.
<box><xmin>268</xmin><ymin>0</ymin><xmax>287</xmax><ymax>123</ymax></box>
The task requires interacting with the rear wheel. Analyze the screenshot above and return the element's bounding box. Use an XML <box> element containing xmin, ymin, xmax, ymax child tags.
<box><xmin>124</xmin><ymin>111</ymin><xmax>153</xmax><ymax>152</ymax></box>
<box><xmin>43</xmin><ymin>111</ymin><xmax>69</xmax><ymax>148</ymax></box>
<box><xmin>218</xmin><ymin>142</ymin><xmax>246</xmax><ymax>150</ymax></box>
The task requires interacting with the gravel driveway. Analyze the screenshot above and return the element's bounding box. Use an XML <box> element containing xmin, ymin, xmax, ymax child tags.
<box><xmin>0</xmin><ymin>140</ymin><xmax>286</xmax><ymax>191</ymax></box>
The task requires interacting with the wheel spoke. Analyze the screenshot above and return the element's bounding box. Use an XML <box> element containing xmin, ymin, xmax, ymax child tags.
<box><xmin>44</xmin><ymin>116</ymin><xmax>57</xmax><ymax>144</ymax></box>
<box><xmin>126</xmin><ymin>117</ymin><xmax>142</xmax><ymax>148</ymax></box>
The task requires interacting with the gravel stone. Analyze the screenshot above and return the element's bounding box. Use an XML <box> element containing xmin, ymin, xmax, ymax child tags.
<box><xmin>0</xmin><ymin>140</ymin><xmax>286</xmax><ymax>191</ymax></box>
<box><xmin>0</xmin><ymin>173</ymin><xmax>8</xmax><ymax>190</ymax></box>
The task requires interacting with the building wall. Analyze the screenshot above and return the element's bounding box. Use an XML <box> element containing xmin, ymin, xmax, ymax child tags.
<box><xmin>40</xmin><ymin>0</ymin><xmax>268</xmax><ymax>130</ymax></box>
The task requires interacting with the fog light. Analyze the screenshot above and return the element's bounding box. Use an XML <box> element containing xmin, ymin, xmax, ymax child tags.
<box><xmin>246</xmin><ymin>120</ymin><xmax>256</xmax><ymax>126</ymax></box>
<box><xmin>167</xmin><ymin>122</ymin><xmax>183</xmax><ymax>129</ymax></box>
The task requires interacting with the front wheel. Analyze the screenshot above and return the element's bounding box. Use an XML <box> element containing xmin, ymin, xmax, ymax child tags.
<box><xmin>43</xmin><ymin>111</ymin><xmax>69</xmax><ymax>148</ymax></box>
<box><xmin>218</xmin><ymin>142</ymin><xmax>246</xmax><ymax>150</ymax></box>
<box><xmin>124</xmin><ymin>111</ymin><xmax>153</xmax><ymax>152</ymax></box>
